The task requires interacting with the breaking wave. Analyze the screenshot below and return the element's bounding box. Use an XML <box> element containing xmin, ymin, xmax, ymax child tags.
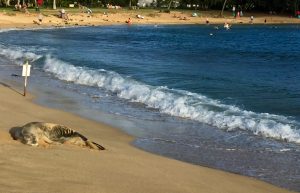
<box><xmin>43</xmin><ymin>56</ymin><xmax>300</xmax><ymax>143</ymax></box>
<box><xmin>0</xmin><ymin>44</ymin><xmax>42</xmax><ymax>65</ymax></box>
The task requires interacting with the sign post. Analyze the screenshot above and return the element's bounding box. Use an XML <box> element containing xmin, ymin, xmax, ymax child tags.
<box><xmin>22</xmin><ymin>61</ymin><xmax>31</xmax><ymax>96</ymax></box>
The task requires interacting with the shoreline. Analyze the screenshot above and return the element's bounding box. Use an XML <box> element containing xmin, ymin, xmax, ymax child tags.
<box><xmin>0</xmin><ymin>78</ymin><xmax>296</xmax><ymax>193</ymax></box>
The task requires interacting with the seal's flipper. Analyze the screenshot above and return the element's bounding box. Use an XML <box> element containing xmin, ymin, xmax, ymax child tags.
<box><xmin>92</xmin><ymin>141</ymin><xmax>105</xmax><ymax>150</ymax></box>
<box><xmin>85</xmin><ymin>140</ymin><xmax>105</xmax><ymax>150</ymax></box>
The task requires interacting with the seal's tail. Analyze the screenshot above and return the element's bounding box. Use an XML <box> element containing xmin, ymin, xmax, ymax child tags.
<box><xmin>85</xmin><ymin>140</ymin><xmax>105</xmax><ymax>150</ymax></box>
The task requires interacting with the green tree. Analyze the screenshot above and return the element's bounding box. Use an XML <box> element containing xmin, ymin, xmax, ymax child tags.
<box><xmin>220</xmin><ymin>0</ymin><xmax>228</xmax><ymax>17</ymax></box>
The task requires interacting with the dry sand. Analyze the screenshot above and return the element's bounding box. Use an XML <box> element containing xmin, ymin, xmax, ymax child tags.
<box><xmin>0</xmin><ymin>11</ymin><xmax>298</xmax><ymax>192</ymax></box>
<box><xmin>1</xmin><ymin>9</ymin><xmax>300</xmax><ymax>29</ymax></box>
<box><xmin>0</xmin><ymin>82</ymin><xmax>296</xmax><ymax>193</ymax></box>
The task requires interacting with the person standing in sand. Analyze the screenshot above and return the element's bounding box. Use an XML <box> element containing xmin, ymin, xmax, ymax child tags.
<box><xmin>206</xmin><ymin>18</ymin><xmax>209</xmax><ymax>24</ymax></box>
<box><xmin>59</xmin><ymin>9</ymin><xmax>65</xmax><ymax>19</ymax></box>
<box><xmin>250</xmin><ymin>16</ymin><xmax>254</xmax><ymax>23</ymax></box>
<box><xmin>232</xmin><ymin>6</ymin><xmax>236</xmax><ymax>17</ymax></box>
<box><xmin>38</xmin><ymin>13</ymin><xmax>43</xmax><ymax>24</ymax></box>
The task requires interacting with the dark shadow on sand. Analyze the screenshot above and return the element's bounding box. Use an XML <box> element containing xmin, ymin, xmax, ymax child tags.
<box><xmin>0</xmin><ymin>82</ymin><xmax>24</xmax><ymax>96</ymax></box>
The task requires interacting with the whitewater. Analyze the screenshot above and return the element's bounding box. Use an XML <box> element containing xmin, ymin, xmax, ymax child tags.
<box><xmin>1</xmin><ymin>36</ymin><xmax>300</xmax><ymax>144</ymax></box>
<box><xmin>43</xmin><ymin>55</ymin><xmax>300</xmax><ymax>143</ymax></box>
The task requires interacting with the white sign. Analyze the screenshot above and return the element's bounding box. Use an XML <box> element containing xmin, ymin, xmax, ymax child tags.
<box><xmin>22</xmin><ymin>64</ymin><xmax>31</xmax><ymax>77</ymax></box>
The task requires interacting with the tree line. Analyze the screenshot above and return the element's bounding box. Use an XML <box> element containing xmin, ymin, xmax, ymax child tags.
<box><xmin>179</xmin><ymin>0</ymin><xmax>299</xmax><ymax>15</ymax></box>
<box><xmin>1</xmin><ymin>0</ymin><xmax>299</xmax><ymax>16</ymax></box>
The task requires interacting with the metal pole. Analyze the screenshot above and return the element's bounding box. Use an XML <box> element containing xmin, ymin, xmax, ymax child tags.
<box><xmin>24</xmin><ymin>61</ymin><xmax>28</xmax><ymax>96</ymax></box>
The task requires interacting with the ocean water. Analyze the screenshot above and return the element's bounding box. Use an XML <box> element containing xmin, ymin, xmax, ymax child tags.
<box><xmin>0</xmin><ymin>25</ymin><xmax>300</xmax><ymax>191</ymax></box>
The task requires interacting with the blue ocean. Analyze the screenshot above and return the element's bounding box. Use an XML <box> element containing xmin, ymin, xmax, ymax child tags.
<box><xmin>0</xmin><ymin>25</ymin><xmax>299</xmax><ymax>191</ymax></box>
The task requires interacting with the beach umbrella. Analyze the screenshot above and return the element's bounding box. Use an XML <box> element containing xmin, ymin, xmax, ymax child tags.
<box><xmin>37</xmin><ymin>0</ymin><xmax>43</xmax><ymax>6</ymax></box>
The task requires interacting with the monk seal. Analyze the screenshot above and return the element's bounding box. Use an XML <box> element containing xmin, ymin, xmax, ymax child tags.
<box><xmin>10</xmin><ymin>122</ymin><xmax>105</xmax><ymax>150</ymax></box>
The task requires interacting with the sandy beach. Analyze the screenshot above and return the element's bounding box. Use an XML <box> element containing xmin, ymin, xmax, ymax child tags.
<box><xmin>1</xmin><ymin>9</ymin><xmax>300</xmax><ymax>29</ymax></box>
<box><xmin>0</xmin><ymin>9</ymin><xmax>299</xmax><ymax>193</ymax></box>
<box><xmin>0</xmin><ymin>80</ymin><xmax>297</xmax><ymax>193</ymax></box>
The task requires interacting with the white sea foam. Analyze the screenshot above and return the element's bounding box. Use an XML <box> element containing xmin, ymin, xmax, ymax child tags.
<box><xmin>0</xmin><ymin>26</ymin><xmax>73</xmax><ymax>34</ymax></box>
<box><xmin>0</xmin><ymin>28</ymin><xmax>34</xmax><ymax>33</ymax></box>
<box><xmin>0</xmin><ymin>28</ymin><xmax>19</xmax><ymax>33</ymax></box>
<box><xmin>0</xmin><ymin>44</ymin><xmax>42</xmax><ymax>64</ymax></box>
<box><xmin>43</xmin><ymin>56</ymin><xmax>300</xmax><ymax>143</ymax></box>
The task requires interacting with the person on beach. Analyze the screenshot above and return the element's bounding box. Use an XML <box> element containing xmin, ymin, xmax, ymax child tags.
<box><xmin>33</xmin><ymin>13</ymin><xmax>43</xmax><ymax>25</ymax></box>
<box><xmin>58</xmin><ymin>9</ymin><xmax>69</xmax><ymax>20</ymax></box>
<box><xmin>22</xmin><ymin>3</ymin><xmax>29</xmax><ymax>14</ymax></box>
<box><xmin>15</xmin><ymin>3</ymin><xmax>22</xmax><ymax>11</ymax></box>
<box><xmin>136</xmin><ymin>14</ymin><xmax>144</xmax><ymax>19</ymax></box>
<box><xmin>87</xmin><ymin>8</ymin><xmax>92</xmax><ymax>17</ymax></box>
<box><xmin>206</xmin><ymin>18</ymin><xmax>209</xmax><ymax>24</ymax></box>
<box><xmin>179</xmin><ymin>16</ymin><xmax>188</xmax><ymax>20</ymax></box>
<box><xmin>224</xmin><ymin>22</ymin><xmax>230</xmax><ymax>30</ymax></box>
<box><xmin>250</xmin><ymin>16</ymin><xmax>254</xmax><ymax>24</ymax></box>
<box><xmin>232</xmin><ymin>6</ymin><xmax>236</xmax><ymax>17</ymax></box>
<box><xmin>125</xmin><ymin>18</ymin><xmax>131</xmax><ymax>24</ymax></box>
<box><xmin>38</xmin><ymin>13</ymin><xmax>43</xmax><ymax>24</ymax></box>
<box><xmin>59</xmin><ymin>9</ymin><xmax>65</xmax><ymax>18</ymax></box>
